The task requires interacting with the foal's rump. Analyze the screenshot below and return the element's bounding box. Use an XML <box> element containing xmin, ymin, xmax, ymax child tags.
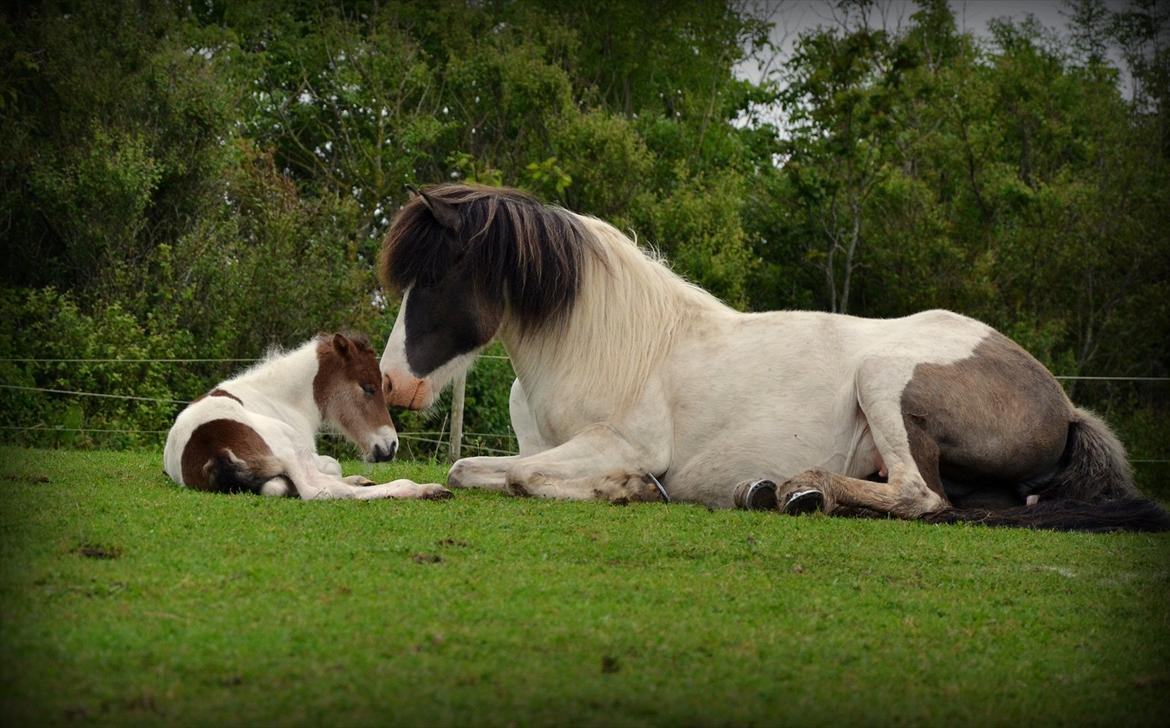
<box><xmin>179</xmin><ymin>418</ymin><xmax>287</xmax><ymax>494</ymax></box>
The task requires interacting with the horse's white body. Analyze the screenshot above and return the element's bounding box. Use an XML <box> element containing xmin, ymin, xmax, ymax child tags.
<box><xmin>509</xmin><ymin>307</ymin><xmax>992</xmax><ymax>508</ymax></box>
<box><xmin>165</xmin><ymin>338</ymin><xmax>444</xmax><ymax>501</ymax></box>
<box><xmin>383</xmin><ymin>216</ymin><xmax>983</xmax><ymax>509</ymax></box>
<box><xmin>379</xmin><ymin>185</ymin><xmax>1149</xmax><ymax>527</ymax></box>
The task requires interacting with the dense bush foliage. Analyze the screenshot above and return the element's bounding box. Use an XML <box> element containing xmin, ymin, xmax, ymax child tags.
<box><xmin>1</xmin><ymin>1</ymin><xmax>1167</xmax><ymax>468</ymax></box>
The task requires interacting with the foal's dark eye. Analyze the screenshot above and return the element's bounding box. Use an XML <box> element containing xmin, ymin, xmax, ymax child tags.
<box><xmin>361</xmin><ymin>383</ymin><xmax>375</xmax><ymax>397</ymax></box>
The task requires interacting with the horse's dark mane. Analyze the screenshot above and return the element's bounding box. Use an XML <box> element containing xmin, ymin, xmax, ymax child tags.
<box><xmin>378</xmin><ymin>184</ymin><xmax>595</xmax><ymax>330</ymax></box>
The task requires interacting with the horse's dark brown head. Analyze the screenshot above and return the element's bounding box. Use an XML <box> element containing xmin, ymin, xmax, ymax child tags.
<box><xmin>377</xmin><ymin>184</ymin><xmax>594</xmax><ymax>391</ymax></box>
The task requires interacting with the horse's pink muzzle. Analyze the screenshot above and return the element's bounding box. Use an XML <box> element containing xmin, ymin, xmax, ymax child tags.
<box><xmin>383</xmin><ymin>369</ymin><xmax>431</xmax><ymax>410</ymax></box>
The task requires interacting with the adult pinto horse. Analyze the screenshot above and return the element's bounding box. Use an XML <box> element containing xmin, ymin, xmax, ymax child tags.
<box><xmin>377</xmin><ymin>184</ymin><xmax>1168</xmax><ymax>531</ymax></box>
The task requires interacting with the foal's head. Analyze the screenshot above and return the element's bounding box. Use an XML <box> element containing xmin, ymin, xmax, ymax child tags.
<box><xmin>314</xmin><ymin>333</ymin><xmax>398</xmax><ymax>462</ymax></box>
<box><xmin>376</xmin><ymin>184</ymin><xmax>594</xmax><ymax>409</ymax></box>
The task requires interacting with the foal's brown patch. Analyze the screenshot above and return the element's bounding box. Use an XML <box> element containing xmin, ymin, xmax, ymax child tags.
<box><xmin>901</xmin><ymin>331</ymin><xmax>1071</xmax><ymax>496</ymax></box>
<box><xmin>191</xmin><ymin>388</ymin><xmax>243</xmax><ymax>406</ymax></box>
<box><xmin>209</xmin><ymin>388</ymin><xmax>242</xmax><ymax>405</ymax></box>
<box><xmin>180</xmin><ymin>418</ymin><xmax>274</xmax><ymax>491</ymax></box>
<box><xmin>313</xmin><ymin>333</ymin><xmax>391</xmax><ymax>443</ymax></box>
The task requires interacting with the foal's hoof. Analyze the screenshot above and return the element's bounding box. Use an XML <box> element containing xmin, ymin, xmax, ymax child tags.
<box><xmin>782</xmin><ymin>488</ymin><xmax>824</xmax><ymax>515</ymax></box>
<box><xmin>733</xmin><ymin>479</ymin><xmax>778</xmax><ymax>510</ymax></box>
<box><xmin>343</xmin><ymin>475</ymin><xmax>376</xmax><ymax>487</ymax></box>
<box><xmin>422</xmin><ymin>485</ymin><xmax>454</xmax><ymax>500</ymax></box>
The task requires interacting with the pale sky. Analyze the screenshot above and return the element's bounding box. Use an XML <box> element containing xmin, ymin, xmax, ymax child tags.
<box><xmin>736</xmin><ymin>0</ymin><xmax>1097</xmax><ymax>83</ymax></box>
<box><xmin>733</xmin><ymin>1</ymin><xmax>1132</xmax><ymax>128</ymax></box>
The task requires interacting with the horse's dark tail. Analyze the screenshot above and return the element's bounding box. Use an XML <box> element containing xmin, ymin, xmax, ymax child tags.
<box><xmin>202</xmin><ymin>450</ymin><xmax>288</xmax><ymax>494</ymax></box>
<box><xmin>923</xmin><ymin>498</ymin><xmax>1170</xmax><ymax>532</ymax></box>
<box><xmin>926</xmin><ymin>408</ymin><xmax>1169</xmax><ymax>532</ymax></box>
<box><xmin>1047</xmin><ymin>407</ymin><xmax>1138</xmax><ymax>501</ymax></box>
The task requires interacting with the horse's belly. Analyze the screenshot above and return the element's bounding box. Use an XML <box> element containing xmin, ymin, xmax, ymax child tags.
<box><xmin>666</xmin><ymin>417</ymin><xmax>876</xmax><ymax>508</ymax></box>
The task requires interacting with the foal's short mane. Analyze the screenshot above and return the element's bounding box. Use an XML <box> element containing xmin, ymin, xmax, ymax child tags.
<box><xmin>378</xmin><ymin>184</ymin><xmax>597</xmax><ymax>330</ymax></box>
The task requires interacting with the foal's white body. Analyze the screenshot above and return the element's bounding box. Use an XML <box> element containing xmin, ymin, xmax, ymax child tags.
<box><xmin>165</xmin><ymin>340</ymin><xmax>441</xmax><ymax>500</ymax></box>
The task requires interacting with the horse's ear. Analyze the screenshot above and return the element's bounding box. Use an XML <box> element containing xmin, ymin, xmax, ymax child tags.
<box><xmin>410</xmin><ymin>185</ymin><xmax>461</xmax><ymax>233</ymax></box>
<box><xmin>332</xmin><ymin>333</ymin><xmax>351</xmax><ymax>359</ymax></box>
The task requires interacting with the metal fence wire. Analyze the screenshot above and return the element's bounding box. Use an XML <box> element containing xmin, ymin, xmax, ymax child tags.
<box><xmin>1</xmin><ymin>358</ymin><xmax>1168</xmax><ymax>462</ymax></box>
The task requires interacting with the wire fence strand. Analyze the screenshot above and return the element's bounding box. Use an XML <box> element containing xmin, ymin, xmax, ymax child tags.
<box><xmin>0</xmin><ymin>383</ymin><xmax>191</xmax><ymax>405</ymax></box>
<box><xmin>2</xmin><ymin>363</ymin><xmax>1166</xmax><ymax>462</ymax></box>
<box><xmin>4</xmin><ymin>355</ymin><xmax>1168</xmax><ymax>382</ymax></box>
<box><xmin>0</xmin><ymin>357</ymin><xmax>258</xmax><ymax>363</ymax></box>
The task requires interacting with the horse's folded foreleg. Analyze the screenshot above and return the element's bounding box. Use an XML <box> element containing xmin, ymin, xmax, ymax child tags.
<box><xmin>450</xmin><ymin>424</ymin><xmax>667</xmax><ymax>503</ymax></box>
<box><xmin>447</xmin><ymin>455</ymin><xmax>523</xmax><ymax>491</ymax></box>
<box><xmin>775</xmin><ymin>467</ymin><xmax>944</xmax><ymax>519</ymax></box>
<box><xmin>509</xmin><ymin>470</ymin><xmax>664</xmax><ymax>503</ymax></box>
<box><xmin>312</xmin><ymin>453</ymin><xmax>343</xmax><ymax>477</ymax></box>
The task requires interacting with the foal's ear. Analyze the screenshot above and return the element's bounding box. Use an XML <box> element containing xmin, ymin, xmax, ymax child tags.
<box><xmin>332</xmin><ymin>333</ymin><xmax>351</xmax><ymax>359</ymax></box>
<box><xmin>409</xmin><ymin>185</ymin><xmax>461</xmax><ymax>233</ymax></box>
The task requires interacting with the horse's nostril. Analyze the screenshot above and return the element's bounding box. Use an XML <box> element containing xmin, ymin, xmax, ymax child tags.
<box><xmin>382</xmin><ymin>373</ymin><xmax>394</xmax><ymax>397</ymax></box>
<box><xmin>387</xmin><ymin>441</ymin><xmax>398</xmax><ymax>461</ymax></box>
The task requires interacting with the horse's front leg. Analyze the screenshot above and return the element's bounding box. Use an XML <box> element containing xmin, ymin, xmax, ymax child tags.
<box><xmin>443</xmin><ymin>379</ymin><xmax>554</xmax><ymax>490</ymax></box>
<box><xmin>447</xmin><ymin>454</ymin><xmax>523</xmax><ymax>492</ymax></box>
<box><xmin>312</xmin><ymin>453</ymin><xmax>343</xmax><ymax>477</ymax></box>
<box><xmin>352</xmin><ymin>478</ymin><xmax>453</xmax><ymax>500</ymax></box>
<box><xmin>450</xmin><ymin>424</ymin><xmax>668</xmax><ymax>504</ymax></box>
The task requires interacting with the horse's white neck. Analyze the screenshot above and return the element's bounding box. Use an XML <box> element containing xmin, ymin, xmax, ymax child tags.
<box><xmin>499</xmin><ymin>216</ymin><xmax>729</xmax><ymax>427</ymax></box>
<box><xmin>225</xmin><ymin>340</ymin><xmax>322</xmax><ymax>434</ymax></box>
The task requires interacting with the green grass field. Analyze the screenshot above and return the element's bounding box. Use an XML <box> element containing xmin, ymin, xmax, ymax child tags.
<box><xmin>1</xmin><ymin>446</ymin><xmax>1168</xmax><ymax>726</ymax></box>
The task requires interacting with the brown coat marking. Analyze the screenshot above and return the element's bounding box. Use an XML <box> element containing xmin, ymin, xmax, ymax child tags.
<box><xmin>312</xmin><ymin>334</ymin><xmax>389</xmax><ymax>443</ymax></box>
<box><xmin>190</xmin><ymin>388</ymin><xmax>243</xmax><ymax>406</ymax></box>
<box><xmin>180</xmin><ymin>418</ymin><xmax>275</xmax><ymax>492</ymax></box>
<box><xmin>901</xmin><ymin>331</ymin><xmax>1071</xmax><ymax>502</ymax></box>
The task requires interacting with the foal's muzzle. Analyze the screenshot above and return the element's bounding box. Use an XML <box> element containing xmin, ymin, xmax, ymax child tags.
<box><xmin>370</xmin><ymin>440</ymin><xmax>398</xmax><ymax>462</ymax></box>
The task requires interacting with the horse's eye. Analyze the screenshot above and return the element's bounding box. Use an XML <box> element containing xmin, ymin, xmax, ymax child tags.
<box><xmin>361</xmin><ymin>383</ymin><xmax>375</xmax><ymax>397</ymax></box>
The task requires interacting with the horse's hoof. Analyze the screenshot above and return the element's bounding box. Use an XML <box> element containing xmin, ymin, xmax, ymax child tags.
<box><xmin>782</xmin><ymin>488</ymin><xmax>824</xmax><ymax>515</ymax></box>
<box><xmin>733</xmin><ymin>479</ymin><xmax>778</xmax><ymax>510</ymax></box>
<box><xmin>505</xmin><ymin>481</ymin><xmax>531</xmax><ymax>497</ymax></box>
<box><xmin>343</xmin><ymin>475</ymin><xmax>376</xmax><ymax>487</ymax></box>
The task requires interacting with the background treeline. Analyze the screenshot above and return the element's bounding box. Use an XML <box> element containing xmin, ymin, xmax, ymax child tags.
<box><xmin>1</xmin><ymin>1</ymin><xmax>1167</xmax><ymax>478</ymax></box>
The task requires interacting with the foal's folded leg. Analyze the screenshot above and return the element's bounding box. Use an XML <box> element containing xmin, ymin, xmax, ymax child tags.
<box><xmin>353</xmin><ymin>479</ymin><xmax>452</xmax><ymax>500</ymax></box>
<box><xmin>312</xmin><ymin>454</ymin><xmax>344</xmax><ymax>477</ymax></box>
<box><xmin>281</xmin><ymin>453</ymin><xmax>368</xmax><ymax>500</ymax></box>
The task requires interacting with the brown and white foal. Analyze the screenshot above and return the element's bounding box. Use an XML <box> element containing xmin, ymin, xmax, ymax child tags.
<box><xmin>164</xmin><ymin>333</ymin><xmax>449</xmax><ymax>500</ymax></box>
